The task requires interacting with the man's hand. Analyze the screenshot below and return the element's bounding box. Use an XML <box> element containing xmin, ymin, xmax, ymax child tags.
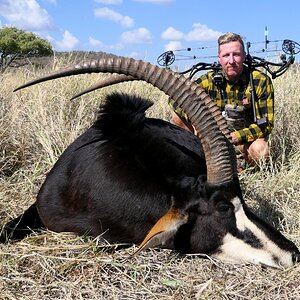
<box><xmin>230</xmin><ymin>132</ymin><xmax>239</xmax><ymax>144</ymax></box>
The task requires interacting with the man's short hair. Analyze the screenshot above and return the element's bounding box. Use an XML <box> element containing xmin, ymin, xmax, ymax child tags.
<box><xmin>218</xmin><ymin>32</ymin><xmax>245</xmax><ymax>53</ymax></box>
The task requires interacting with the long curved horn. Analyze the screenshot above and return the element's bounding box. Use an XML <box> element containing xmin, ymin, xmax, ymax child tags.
<box><xmin>14</xmin><ymin>56</ymin><xmax>237</xmax><ymax>185</ymax></box>
<box><xmin>68</xmin><ymin>72</ymin><xmax>232</xmax><ymax>149</ymax></box>
<box><xmin>70</xmin><ymin>74</ymin><xmax>135</xmax><ymax>100</ymax></box>
<box><xmin>69</xmin><ymin>74</ymin><xmax>231</xmax><ymax>143</ymax></box>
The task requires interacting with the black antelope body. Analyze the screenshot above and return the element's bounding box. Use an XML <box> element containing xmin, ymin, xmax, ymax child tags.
<box><xmin>1</xmin><ymin>56</ymin><xmax>299</xmax><ymax>268</ymax></box>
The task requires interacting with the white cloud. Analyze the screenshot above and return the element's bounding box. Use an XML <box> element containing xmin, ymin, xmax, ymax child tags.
<box><xmin>164</xmin><ymin>41</ymin><xmax>183</xmax><ymax>52</ymax></box>
<box><xmin>94</xmin><ymin>7</ymin><xmax>134</xmax><ymax>28</ymax></box>
<box><xmin>88</xmin><ymin>36</ymin><xmax>124</xmax><ymax>50</ymax></box>
<box><xmin>45</xmin><ymin>34</ymin><xmax>55</xmax><ymax>43</ymax></box>
<box><xmin>121</xmin><ymin>27</ymin><xmax>151</xmax><ymax>44</ymax></box>
<box><xmin>132</xmin><ymin>0</ymin><xmax>174</xmax><ymax>3</ymax></box>
<box><xmin>95</xmin><ymin>0</ymin><xmax>123</xmax><ymax>4</ymax></box>
<box><xmin>88</xmin><ymin>37</ymin><xmax>105</xmax><ymax>48</ymax></box>
<box><xmin>185</xmin><ymin>23</ymin><xmax>222</xmax><ymax>42</ymax></box>
<box><xmin>128</xmin><ymin>51</ymin><xmax>139</xmax><ymax>58</ymax></box>
<box><xmin>0</xmin><ymin>0</ymin><xmax>52</xmax><ymax>30</ymax></box>
<box><xmin>161</xmin><ymin>27</ymin><xmax>184</xmax><ymax>40</ymax></box>
<box><xmin>54</xmin><ymin>30</ymin><xmax>79</xmax><ymax>51</ymax></box>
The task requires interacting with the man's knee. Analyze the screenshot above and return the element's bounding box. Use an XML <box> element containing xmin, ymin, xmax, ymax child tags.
<box><xmin>248</xmin><ymin>138</ymin><xmax>269</xmax><ymax>161</ymax></box>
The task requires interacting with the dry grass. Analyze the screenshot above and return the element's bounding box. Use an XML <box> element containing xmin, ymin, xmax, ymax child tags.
<box><xmin>0</xmin><ymin>57</ymin><xmax>300</xmax><ymax>299</ymax></box>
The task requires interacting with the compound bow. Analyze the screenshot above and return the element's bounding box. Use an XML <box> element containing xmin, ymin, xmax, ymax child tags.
<box><xmin>157</xmin><ymin>39</ymin><xmax>300</xmax><ymax>80</ymax></box>
<box><xmin>157</xmin><ymin>38</ymin><xmax>299</xmax><ymax>125</ymax></box>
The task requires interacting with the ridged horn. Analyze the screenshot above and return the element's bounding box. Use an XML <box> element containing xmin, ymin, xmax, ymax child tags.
<box><xmin>14</xmin><ymin>56</ymin><xmax>237</xmax><ymax>184</ymax></box>
<box><xmin>71</xmin><ymin>70</ymin><xmax>232</xmax><ymax>144</ymax></box>
<box><xmin>70</xmin><ymin>74</ymin><xmax>135</xmax><ymax>100</ymax></box>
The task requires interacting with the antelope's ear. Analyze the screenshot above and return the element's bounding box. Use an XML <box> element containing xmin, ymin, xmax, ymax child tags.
<box><xmin>133</xmin><ymin>208</ymin><xmax>188</xmax><ymax>255</ymax></box>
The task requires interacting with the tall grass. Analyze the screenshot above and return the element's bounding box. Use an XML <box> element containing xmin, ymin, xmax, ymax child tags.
<box><xmin>0</xmin><ymin>57</ymin><xmax>299</xmax><ymax>299</ymax></box>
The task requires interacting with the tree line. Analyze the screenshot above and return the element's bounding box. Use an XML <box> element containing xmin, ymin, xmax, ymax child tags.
<box><xmin>0</xmin><ymin>27</ymin><xmax>53</xmax><ymax>72</ymax></box>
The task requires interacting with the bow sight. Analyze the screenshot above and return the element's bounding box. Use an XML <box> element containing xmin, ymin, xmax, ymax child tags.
<box><xmin>157</xmin><ymin>39</ymin><xmax>300</xmax><ymax>80</ymax></box>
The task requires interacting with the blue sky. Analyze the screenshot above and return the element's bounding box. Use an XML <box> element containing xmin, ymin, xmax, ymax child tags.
<box><xmin>0</xmin><ymin>0</ymin><xmax>299</xmax><ymax>70</ymax></box>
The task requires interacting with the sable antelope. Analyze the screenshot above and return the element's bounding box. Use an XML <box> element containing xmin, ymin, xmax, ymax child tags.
<box><xmin>1</xmin><ymin>56</ymin><xmax>299</xmax><ymax>268</ymax></box>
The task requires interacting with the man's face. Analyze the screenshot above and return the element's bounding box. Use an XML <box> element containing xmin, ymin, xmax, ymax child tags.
<box><xmin>218</xmin><ymin>41</ymin><xmax>245</xmax><ymax>82</ymax></box>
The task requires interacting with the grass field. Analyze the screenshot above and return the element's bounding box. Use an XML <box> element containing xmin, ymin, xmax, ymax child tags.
<box><xmin>0</xmin><ymin>57</ymin><xmax>299</xmax><ymax>299</ymax></box>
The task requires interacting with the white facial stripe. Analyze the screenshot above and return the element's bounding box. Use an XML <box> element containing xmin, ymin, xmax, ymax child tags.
<box><xmin>219</xmin><ymin>197</ymin><xmax>294</xmax><ymax>268</ymax></box>
<box><xmin>215</xmin><ymin>233</ymin><xmax>278</xmax><ymax>267</ymax></box>
<box><xmin>231</xmin><ymin>197</ymin><xmax>247</xmax><ymax>231</ymax></box>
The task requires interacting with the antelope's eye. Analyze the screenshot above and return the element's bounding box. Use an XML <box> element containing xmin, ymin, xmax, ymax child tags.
<box><xmin>216</xmin><ymin>201</ymin><xmax>231</xmax><ymax>212</ymax></box>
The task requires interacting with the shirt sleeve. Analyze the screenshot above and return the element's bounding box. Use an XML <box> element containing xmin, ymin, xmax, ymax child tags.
<box><xmin>234</xmin><ymin>73</ymin><xmax>274</xmax><ymax>144</ymax></box>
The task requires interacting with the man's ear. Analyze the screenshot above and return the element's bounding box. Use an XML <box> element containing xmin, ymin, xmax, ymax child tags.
<box><xmin>133</xmin><ymin>208</ymin><xmax>188</xmax><ymax>255</ymax></box>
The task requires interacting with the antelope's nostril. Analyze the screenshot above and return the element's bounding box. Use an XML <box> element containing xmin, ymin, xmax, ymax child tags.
<box><xmin>292</xmin><ymin>252</ymin><xmax>300</xmax><ymax>263</ymax></box>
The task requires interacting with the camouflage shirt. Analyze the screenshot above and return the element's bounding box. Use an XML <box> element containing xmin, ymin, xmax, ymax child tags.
<box><xmin>169</xmin><ymin>67</ymin><xmax>274</xmax><ymax>145</ymax></box>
